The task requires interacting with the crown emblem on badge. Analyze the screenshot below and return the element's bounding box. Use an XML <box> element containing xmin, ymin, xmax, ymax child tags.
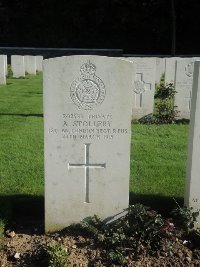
<box><xmin>80</xmin><ymin>60</ymin><xmax>96</xmax><ymax>76</ymax></box>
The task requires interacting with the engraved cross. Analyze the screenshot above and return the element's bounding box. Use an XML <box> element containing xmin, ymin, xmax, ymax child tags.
<box><xmin>136</xmin><ymin>73</ymin><xmax>151</xmax><ymax>91</ymax></box>
<box><xmin>135</xmin><ymin>73</ymin><xmax>151</xmax><ymax>108</ymax></box>
<box><xmin>68</xmin><ymin>143</ymin><xmax>106</xmax><ymax>203</ymax></box>
<box><xmin>184</xmin><ymin>91</ymin><xmax>192</xmax><ymax>111</ymax></box>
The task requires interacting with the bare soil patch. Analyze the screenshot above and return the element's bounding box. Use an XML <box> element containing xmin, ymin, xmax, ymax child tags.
<box><xmin>1</xmin><ymin>216</ymin><xmax>200</xmax><ymax>267</ymax></box>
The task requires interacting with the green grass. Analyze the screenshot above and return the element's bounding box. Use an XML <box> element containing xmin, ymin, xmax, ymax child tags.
<box><xmin>0</xmin><ymin>74</ymin><xmax>44</xmax><ymax>240</ymax></box>
<box><xmin>0</xmin><ymin>73</ymin><xmax>189</xmax><ymax>240</ymax></box>
<box><xmin>0</xmin><ymin>74</ymin><xmax>43</xmax><ymax>115</ymax></box>
<box><xmin>130</xmin><ymin>124</ymin><xmax>189</xmax><ymax>213</ymax></box>
<box><xmin>0</xmin><ymin>74</ymin><xmax>43</xmax><ymax>195</ymax></box>
<box><xmin>130</xmin><ymin>124</ymin><xmax>188</xmax><ymax>196</ymax></box>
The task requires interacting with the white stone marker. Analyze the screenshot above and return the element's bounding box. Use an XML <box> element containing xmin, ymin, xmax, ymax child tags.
<box><xmin>24</xmin><ymin>55</ymin><xmax>36</xmax><ymax>75</ymax></box>
<box><xmin>165</xmin><ymin>57</ymin><xmax>180</xmax><ymax>85</ymax></box>
<box><xmin>44</xmin><ymin>55</ymin><xmax>134</xmax><ymax>232</ymax></box>
<box><xmin>174</xmin><ymin>58</ymin><xmax>197</xmax><ymax>119</ymax></box>
<box><xmin>185</xmin><ymin>61</ymin><xmax>200</xmax><ymax>226</ymax></box>
<box><xmin>156</xmin><ymin>57</ymin><xmax>165</xmax><ymax>84</ymax></box>
<box><xmin>4</xmin><ymin>55</ymin><xmax>7</xmax><ymax>75</ymax></box>
<box><xmin>128</xmin><ymin>57</ymin><xmax>156</xmax><ymax>120</ymax></box>
<box><xmin>11</xmin><ymin>55</ymin><xmax>25</xmax><ymax>78</ymax></box>
<box><xmin>0</xmin><ymin>55</ymin><xmax>6</xmax><ymax>84</ymax></box>
<box><xmin>36</xmin><ymin>56</ymin><xmax>43</xmax><ymax>72</ymax></box>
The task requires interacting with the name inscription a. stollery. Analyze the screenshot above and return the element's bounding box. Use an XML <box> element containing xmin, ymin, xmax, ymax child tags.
<box><xmin>70</xmin><ymin>60</ymin><xmax>106</xmax><ymax>110</ymax></box>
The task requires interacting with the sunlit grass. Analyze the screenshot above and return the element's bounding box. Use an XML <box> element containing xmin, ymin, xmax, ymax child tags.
<box><xmin>130</xmin><ymin>124</ymin><xmax>188</xmax><ymax>197</ymax></box>
<box><xmin>0</xmin><ymin>73</ymin><xmax>189</xmax><ymax>242</ymax></box>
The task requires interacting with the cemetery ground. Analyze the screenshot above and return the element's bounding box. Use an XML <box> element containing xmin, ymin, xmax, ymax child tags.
<box><xmin>0</xmin><ymin>74</ymin><xmax>200</xmax><ymax>266</ymax></box>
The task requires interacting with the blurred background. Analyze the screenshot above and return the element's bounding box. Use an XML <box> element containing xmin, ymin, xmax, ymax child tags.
<box><xmin>0</xmin><ymin>0</ymin><xmax>199</xmax><ymax>55</ymax></box>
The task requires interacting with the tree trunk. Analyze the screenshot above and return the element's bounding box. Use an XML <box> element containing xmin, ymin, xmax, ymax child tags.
<box><xmin>171</xmin><ymin>0</ymin><xmax>176</xmax><ymax>56</ymax></box>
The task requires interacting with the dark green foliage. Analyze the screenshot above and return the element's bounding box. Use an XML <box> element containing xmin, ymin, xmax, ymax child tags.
<box><xmin>171</xmin><ymin>205</ymin><xmax>199</xmax><ymax>232</ymax></box>
<box><xmin>81</xmin><ymin>204</ymin><xmax>175</xmax><ymax>264</ymax></box>
<box><xmin>140</xmin><ymin>81</ymin><xmax>179</xmax><ymax>124</ymax></box>
<box><xmin>188</xmin><ymin>230</ymin><xmax>200</xmax><ymax>248</ymax></box>
<box><xmin>154</xmin><ymin>82</ymin><xmax>179</xmax><ymax>124</ymax></box>
<box><xmin>138</xmin><ymin>114</ymin><xmax>157</xmax><ymax>124</ymax></box>
<box><xmin>155</xmin><ymin>82</ymin><xmax>176</xmax><ymax>100</ymax></box>
<box><xmin>154</xmin><ymin>99</ymin><xmax>179</xmax><ymax>124</ymax></box>
<box><xmin>108</xmin><ymin>250</ymin><xmax>126</xmax><ymax>265</ymax></box>
<box><xmin>45</xmin><ymin>242</ymin><xmax>69</xmax><ymax>267</ymax></box>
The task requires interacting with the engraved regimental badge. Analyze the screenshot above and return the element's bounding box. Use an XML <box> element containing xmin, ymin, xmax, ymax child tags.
<box><xmin>70</xmin><ymin>61</ymin><xmax>106</xmax><ymax>110</ymax></box>
<box><xmin>185</xmin><ymin>62</ymin><xmax>194</xmax><ymax>77</ymax></box>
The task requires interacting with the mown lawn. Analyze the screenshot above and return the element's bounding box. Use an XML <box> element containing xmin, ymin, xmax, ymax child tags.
<box><xmin>0</xmin><ymin>74</ymin><xmax>43</xmax><ymax>194</ymax></box>
<box><xmin>130</xmin><ymin>123</ymin><xmax>189</xmax><ymax>212</ymax></box>
<box><xmin>0</xmin><ymin>73</ymin><xmax>189</xmax><ymax>241</ymax></box>
<box><xmin>0</xmin><ymin>74</ymin><xmax>44</xmax><ymax>241</ymax></box>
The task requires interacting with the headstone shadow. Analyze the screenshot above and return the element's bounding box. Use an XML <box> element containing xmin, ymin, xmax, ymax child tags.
<box><xmin>129</xmin><ymin>192</ymin><xmax>184</xmax><ymax>216</ymax></box>
<box><xmin>0</xmin><ymin>113</ymin><xmax>43</xmax><ymax>117</ymax></box>
<box><xmin>0</xmin><ymin>194</ymin><xmax>44</xmax><ymax>233</ymax></box>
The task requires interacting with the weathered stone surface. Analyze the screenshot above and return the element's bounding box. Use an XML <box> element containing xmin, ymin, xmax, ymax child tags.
<box><xmin>128</xmin><ymin>57</ymin><xmax>156</xmax><ymax>119</ymax></box>
<box><xmin>185</xmin><ymin>60</ymin><xmax>200</xmax><ymax>226</ymax></box>
<box><xmin>36</xmin><ymin>56</ymin><xmax>43</xmax><ymax>72</ymax></box>
<box><xmin>24</xmin><ymin>55</ymin><xmax>36</xmax><ymax>75</ymax></box>
<box><xmin>174</xmin><ymin>58</ymin><xmax>197</xmax><ymax>119</ymax></box>
<box><xmin>4</xmin><ymin>55</ymin><xmax>7</xmax><ymax>75</ymax></box>
<box><xmin>0</xmin><ymin>55</ymin><xmax>6</xmax><ymax>84</ymax></box>
<box><xmin>44</xmin><ymin>55</ymin><xmax>134</xmax><ymax>232</ymax></box>
<box><xmin>156</xmin><ymin>57</ymin><xmax>165</xmax><ymax>84</ymax></box>
<box><xmin>11</xmin><ymin>55</ymin><xmax>25</xmax><ymax>78</ymax></box>
<box><xmin>165</xmin><ymin>57</ymin><xmax>180</xmax><ymax>85</ymax></box>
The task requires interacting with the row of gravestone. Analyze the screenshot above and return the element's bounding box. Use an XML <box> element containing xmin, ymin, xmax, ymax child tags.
<box><xmin>0</xmin><ymin>55</ymin><xmax>43</xmax><ymax>84</ymax></box>
<box><xmin>0</xmin><ymin>55</ymin><xmax>199</xmax><ymax>120</ymax></box>
<box><xmin>129</xmin><ymin>57</ymin><xmax>200</xmax><ymax>120</ymax></box>
<box><xmin>42</xmin><ymin>55</ymin><xmax>200</xmax><ymax>232</ymax></box>
<box><xmin>1</xmin><ymin>54</ymin><xmax>200</xmax><ymax>230</ymax></box>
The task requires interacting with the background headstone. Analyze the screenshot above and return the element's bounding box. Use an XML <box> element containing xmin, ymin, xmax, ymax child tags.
<box><xmin>11</xmin><ymin>55</ymin><xmax>25</xmax><ymax>78</ymax></box>
<box><xmin>36</xmin><ymin>55</ymin><xmax>43</xmax><ymax>72</ymax></box>
<box><xmin>185</xmin><ymin>60</ymin><xmax>200</xmax><ymax>225</ymax></box>
<box><xmin>165</xmin><ymin>57</ymin><xmax>180</xmax><ymax>85</ymax></box>
<box><xmin>174</xmin><ymin>58</ymin><xmax>197</xmax><ymax>119</ymax></box>
<box><xmin>44</xmin><ymin>55</ymin><xmax>134</xmax><ymax>232</ymax></box>
<box><xmin>0</xmin><ymin>55</ymin><xmax>6</xmax><ymax>84</ymax></box>
<box><xmin>24</xmin><ymin>55</ymin><xmax>36</xmax><ymax>75</ymax></box>
<box><xmin>128</xmin><ymin>57</ymin><xmax>156</xmax><ymax>120</ymax></box>
<box><xmin>156</xmin><ymin>57</ymin><xmax>165</xmax><ymax>85</ymax></box>
<box><xmin>4</xmin><ymin>55</ymin><xmax>7</xmax><ymax>75</ymax></box>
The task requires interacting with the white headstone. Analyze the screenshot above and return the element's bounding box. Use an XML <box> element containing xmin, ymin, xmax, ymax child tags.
<box><xmin>24</xmin><ymin>55</ymin><xmax>36</xmax><ymax>75</ymax></box>
<box><xmin>36</xmin><ymin>56</ymin><xmax>43</xmax><ymax>72</ymax></box>
<box><xmin>156</xmin><ymin>57</ymin><xmax>165</xmax><ymax>84</ymax></box>
<box><xmin>185</xmin><ymin>60</ymin><xmax>200</xmax><ymax>225</ymax></box>
<box><xmin>11</xmin><ymin>55</ymin><xmax>25</xmax><ymax>78</ymax></box>
<box><xmin>0</xmin><ymin>55</ymin><xmax>6</xmax><ymax>84</ymax></box>
<box><xmin>44</xmin><ymin>55</ymin><xmax>134</xmax><ymax>232</ymax></box>
<box><xmin>165</xmin><ymin>57</ymin><xmax>180</xmax><ymax>85</ymax></box>
<box><xmin>174</xmin><ymin>58</ymin><xmax>197</xmax><ymax>119</ymax></box>
<box><xmin>128</xmin><ymin>57</ymin><xmax>156</xmax><ymax>119</ymax></box>
<box><xmin>4</xmin><ymin>55</ymin><xmax>7</xmax><ymax>75</ymax></box>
